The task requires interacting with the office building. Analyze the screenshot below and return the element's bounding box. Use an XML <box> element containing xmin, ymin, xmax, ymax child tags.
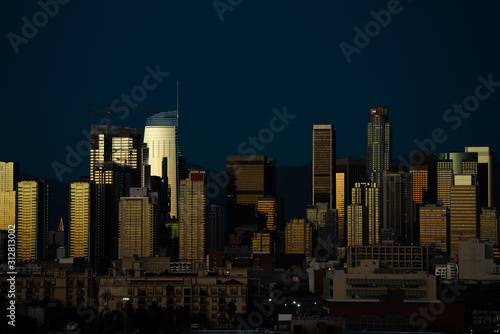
<box><xmin>450</xmin><ymin>174</ymin><xmax>479</xmax><ymax>261</ymax></box>
<box><xmin>465</xmin><ymin>147</ymin><xmax>495</xmax><ymax>208</ymax></box>
<box><xmin>336</xmin><ymin>157</ymin><xmax>367</xmax><ymax>245</ymax></box>
<box><xmin>366</xmin><ymin>107</ymin><xmax>392</xmax><ymax>185</ymax></box>
<box><xmin>143</xmin><ymin>110</ymin><xmax>179</xmax><ymax>218</ymax></box>
<box><xmin>0</xmin><ymin>161</ymin><xmax>19</xmax><ymax>231</ymax></box>
<box><xmin>437</xmin><ymin>152</ymin><xmax>478</xmax><ymax>207</ymax></box>
<box><xmin>312</xmin><ymin>124</ymin><xmax>336</xmax><ymax>208</ymax></box>
<box><xmin>251</xmin><ymin>231</ymin><xmax>273</xmax><ymax>254</ymax></box>
<box><xmin>348</xmin><ymin>182</ymin><xmax>380</xmax><ymax>246</ymax></box>
<box><xmin>179</xmin><ymin>170</ymin><xmax>207</xmax><ymax>264</ymax></box>
<box><xmin>419</xmin><ymin>205</ymin><xmax>448</xmax><ymax>254</ymax></box>
<box><xmin>226</xmin><ymin>155</ymin><xmax>276</xmax><ymax>232</ymax></box>
<box><xmin>383</xmin><ymin>171</ymin><xmax>413</xmax><ymax>244</ymax></box>
<box><xmin>257</xmin><ymin>196</ymin><xmax>283</xmax><ymax>231</ymax></box>
<box><xmin>206</xmin><ymin>205</ymin><xmax>224</xmax><ymax>251</ymax></box>
<box><xmin>347</xmin><ymin>204</ymin><xmax>366</xmax><ymax>246</ymax></box>
<box><xmin>307</xmin><ymin>203</ymin><xmax>338</xmax><ymax>249</ymax></box>
<box><xmin>480</xmin><ymin>207</ymin><xmax>498</xmax><ymax>245</ymax></box>
<box><xmin>16</xmin><ymin>179</ymin><xmax>49</xmax><ymax>261</ymax></box>
<box><xmin>68</xmin><ymin>181</ymin><xmax>101</xmax><ymax>265</ymax></box>
<box><xmin>285</xmin><ymin>218</ymin><xmax>312</xmax><ymax>263</ymax></box>
<box><xmin>118</xmin><ymin>188</ymin><xmax>157</xmax><ymax>259</ymax></box>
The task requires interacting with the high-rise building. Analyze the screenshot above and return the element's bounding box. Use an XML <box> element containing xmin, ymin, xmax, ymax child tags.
<box><xmin>179</xmin><ymin>170</ymin><xmax>207</xmax><ymax>263</ymax></box>
<box><xmin>226</xmin><ymin>155</ymin><xmax>276</xmax><ymax>233</ymax></box>
<box><xmin>90</xmin><ymin>125</ymin><xmax>142</xmax><ymax>186</ymax></box>
<box><xmin>16</xmin><ymin>180</ymin><xmax>49</xmax><ymax>261</ymax></box>
<box><xmin>383</xmin><ymin>171</ymin><xmax>413</xmax><ymax>244</ymax></box>
<box><xmin>480</xmin><ymin>207</ymin><xmax>498</xmax><ymax>245</ymax></box>
<box><xmin>336</xmin><ymin>157</ymin><xmax>367</xmax><ymax>245</ymax></box>
<box><xmin>118</xmin><ymin>188</ymin><xmax>157</xmax><ymax>259</ymax></box>
<box><xmin>350</xmin><ymin>182</ymin><xmax>380</xmax><ymax>245</ymax></box>
<box><xmin>312</xmin><ymin>125</ymin><xmax>336</xmax><ymax>208</ymax></box>
<box><xmin>285</xmin><ymin>218</ymin><xmax>312</xmax><ymax>263</ymax></box>
<box><xmin>465</xmin><ymin>147</ymin><xmax>495</xmax><ymax>208</ymax></box>
<box><xmin>347</xmin><ymin>204</ymin><xmax>366</xmax><ymax>247</ymax></box>
<box><xmin>307</xmin><ymin>203</ymin><xmax>338</xmax><ymax>251</ymax></box>
<box><xmin>437</xmin><ymin>152</ymin><xmax>478</xmax><ymax>207</ymax></box>
<box><xmin>257</xmin><ymin>197</ymin><xmax>283</xmax><ymax>231</ymax></box>
<box><xmin>450</xmin><ymin>174</ymin><xmax>479</xmax><ymax>261</ymax></box>
<box><xmin>0</xmin><ymin>161</ymin><xmax>19</xmax><ymax>231</ymax></box>
<box><xmin>143</xmin><ymin>111</ymin><xmax>179</xmax><ymax>218</ymax></box>
<box><xmin>68</xmin><ymin>181</ymin><xmax>101</xmax><ymax>266</ymax></box>
<box><xmin>366</xmin><ymin>108</ymin><xmax>391</xmax><ymax>185</ymax></box>
<box><xmin>419</xmin><ymin>205</ymin><xmax>448</xmax><ymax>254</ymax></box>
<box><xmin>206</xmin><ymin>205</ymin><xmax>224</xmax><ymax>252</ymax></box>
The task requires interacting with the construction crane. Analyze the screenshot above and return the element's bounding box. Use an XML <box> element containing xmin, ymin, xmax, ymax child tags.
<box><xmin>88</xmin><ymin>104</ymin><xmax>156</xmax><ymax>133</ymax></box>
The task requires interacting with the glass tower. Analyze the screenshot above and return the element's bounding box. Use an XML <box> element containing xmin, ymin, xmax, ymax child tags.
<box><xmin>0</xmin><ymin>161</ymin><xmax>19</xmax><ymax>231</ymax></box>
<box><xmin>312</xmin><ymin>125</ymin><xmax>336</xmax><ymax>208</ymax></box>
<box><xmin>366</xmin><ymin>108</ymin><xmax>391</xmax><ymax>185</ymax></box>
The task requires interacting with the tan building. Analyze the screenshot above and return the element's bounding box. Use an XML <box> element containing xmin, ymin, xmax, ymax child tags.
<box><xmin>450</xmin><ymin>175</ymin><xmax>479</xmax><ymax>261</ymax></box>
<box><xmin>409</xmin><ymin>164</ymin><xmax>429</xmax><ymax>230</ymax></box>
<box><xmin>98</xmin><ymin>269</ymin><xmax>249</xmax><ymax>329</ymax></box>
<box><xmin>419</xmin><ymin>205</ymin><xmax>448</xmax><ymax>254</ymax></box>
<box><xmin>118</xmin><ymin>193</ymin><xmax>156</xmax><ymax>259</ymax></box>
<box><xmin>312</xmin><ymin>125</ymin><xmax>336</xmax><ymax>208</ymax></box>
<box><xmin>347</xmin><ymin>182</ymin><xmax>380</xmax><ymax>246</ymax></box>
<box><xmin>285</xmin><ymin>218</ymin><xmax>312</xmax><ymax>263</ymax></box>
<box><xmin>0</xmin><ymin>161</ymin><xmax>18</xmax><ymax>231</ymax></box>
<box><xmin>336</xmin><ymin>172</ymin><xmax>345</xmax><ymax>245</ymax></box>
<box><xmin>179</xmin><ymin>170</ymin><xmax>207</xmax><ymax>264</ymax></box>
<box><xmin>459</xmin><ymin>239</ymin><xmax>499</xmax><ymax>280</ymax></box>
<box><xmin>69</xmin><ymin>182</ymin><xmax>101</xmax><ymax>264</ymax></box>
<box><xmin>437</xmin><ymin>152</ymin><xmax>478</xmax><ymax>207</ymax></box>
<box><xmin>17</xmin><ymin>180</ymin><xmax>49</xmax><ymax>262</ymax></box>
<box><xmin>347</xmin><ymin>204</ymin><xmax>365</xmax><ymax>246</ymax></box>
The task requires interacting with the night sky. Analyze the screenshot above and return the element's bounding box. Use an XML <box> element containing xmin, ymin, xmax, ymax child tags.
<box><xmin>2</xmin><ymin>1</ymin><xmax>500</xmax><ymax>182</ymax></box>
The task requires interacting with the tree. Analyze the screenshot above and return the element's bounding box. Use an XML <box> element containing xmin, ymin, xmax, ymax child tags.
<box><xmin>227</xmin><ymin>302</ymin><xmax>237</xmax><ymax>328</ymax></box>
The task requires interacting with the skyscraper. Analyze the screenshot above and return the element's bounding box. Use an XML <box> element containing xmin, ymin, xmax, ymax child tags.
<box><xmin>206</xmin><ymin>205</ymin><xmax>224</xmax><ymax>252</ymax></box>
<box><xmin>0</xmin><ymin>161</ymin><xmax>19</xmax><ymax>231</ymax></box>
<box><xmin>251</xmin><ymin>231</ymin><xmax>273</xmax><ymax>254</ymax></box>
<box><xmin>383</xmin><ymin>171</ymin><xmax>413</xmax><ymax>244</ymax></box>
<box><xmin>437</xmin><ymin>152</ymin><xmax>478</xmax><ymax>207</ymax></box>
<box><xmin>347</xmin><ymin>204</ymin><xmax>366</xmax><ymax>246</ymax></box>
<box><xmin>257</xmin><ymin>197</ymin><xmax>283</xmax><ymax>231</ymax></box>
<box><xmin>450</xmin><ymin>174</ymin><xmax>479</xmax><ymax>261</ymax></box>
<box><xmin>419</xmin><ymin>205</ymin><xmax>448</xmax><ymax>254</ymax></box>
<box><xmin>336</xmin><ymin>157</ymin><xmax>367</xmax><ymax>245</ymax></box>
<box><xmin>480</xmin><ymin>207</ymin><xmax>498</xmax><ymax>245</ymax></box>
<box><xmin>226</xmin><ymin>155</ymin><xmax>276</xmax><ymax>233</ymax></box>
<box><xmin>16</xmin><ymin>179</ymin><xmax>49</xmax><ymax>261</ymax></box>
<box><xmin>118</xmin><ymin>189</ymin><xmax>157</xmax><ymax>259</ymax></box>
<box><xmin>68</xmin><ymin>181</ymin><xmax>101</xmax><ymax>266</ymax></box>
<box><xmin>465</xmin><ymin>147</ymin><xmax>495</xmax><ymax>208</ymax></box>
<box><xmin>179</xmin><ymin>170</ymin><xmax>207</xmax><ymax>263</ymax></box>
<box><xmin>312</xmin><ymin>125</ymin><xmax>336</xmax><ymax>208</ymax></box>
<box><xmin>307</xmin><ymin>203</ymin><xmax>338</xmax><ymax>247</ymax></box>
<box><xmin>143</xmin><ymin>110</ymin><xmax>179</xmax><ymax>218</ymax></box>
<box><xmin>350</xmin><ymin>182</ymin><xmax>380</xmax><ymax>245</ymax></box>
<box><xmin>366</xmin><ymin>108</ymin><xmax>391</xmax><ymax>185</ymax></box>
<box><xmin>285</xmin><ymin>218</ymin><xmax>312</xmax><ymax>263</ymax></box>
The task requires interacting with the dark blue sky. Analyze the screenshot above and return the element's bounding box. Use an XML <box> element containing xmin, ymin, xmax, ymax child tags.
<box><xmin>2</xmin><ymin>1</ymin><xmax>500</xmax><ymax>182</ymax></box>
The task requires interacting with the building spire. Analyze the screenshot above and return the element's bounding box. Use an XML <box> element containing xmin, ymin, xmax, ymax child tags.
<box><xmin>58</xmin><ymin>216</ymin><xmax>64</xmax><ymax>232</ymax></box>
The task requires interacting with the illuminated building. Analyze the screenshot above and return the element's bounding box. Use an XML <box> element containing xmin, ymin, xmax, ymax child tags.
<box><xmin>437</xmin><ymin>152</ymin><xmax>477</xmax><ymax>207</ymax></box>
<box><xmin>312</xmin><ymin>124</ymin><xmax>336</xmax><ymax>208</ymax></box>
<box><xmin>480</xmin><ymin>207</ymin><xmax>498</xmax><ymax>245</ymax></box>
<box><xmin>68</xmin><ymin>181</ymin><xmax>101</xmax><ymax>265</ymax></box>
<box><xmin>285</xmin><ymin>218</ymin><xmax>312</xmax><ymax>263</ymax></box>
<box><xmin>251</xmin><ymin>231</ymin><xmax>273</xmax><ymax>254</ymax></box>
<box><xmin>336</xmin><ymin>157</ymin><xmax>367</xmax><ymax>245</ymax></box>
<box><xmin>419</xmin><ymin>205</ymin><xmax>448</xmax><ymax>254</ymax></box>
<box><xmin>307</xmin><ymin>203</ymin><xmax>338</xmax><ymax>253</ymax></box>
<box><xmin>226</xmin><ymin>155</ymin><xmax>276</xmax><ymax>233</ymax></box>
<box><xmin>347</xmin><ymin>204</ymin><xmax>366</xmax><ymax>247</ymax></box>
<box><xmin>118</xmin><ymin>188</ymin><xmax>157</xmax><ymax>259</ymax></box>
<box><xmin>257</xmin><ymin>196</ymin><xmax>283</xmax><ymax>231</ymax></box>
<box><xmin>16</xmin><ymin>180</ymin><xmax>49</xmax><ymax>261</ymax></box>
<box><xmin>143</xmin><ymin>111</ymin><xmax>179</xmax><ymax>218</ymax></box>
<box><xmin>0</xmin><ymin>161</ymin><xmax>18</xmax><ymax>231</ymax></box>
<box><xmin>349</xmin><ymin>182</ymin><xmax>380</xmax><ymax>246</ymax></box>
<box><xmin>179</xmin><ymin>170</ymin><xmax>207</xmax><ymax>263</ymax></box>
<box><xmin>450</xmin><ymin>174</ymin><xmax>479</xmax><ymax>261</ymax></box>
